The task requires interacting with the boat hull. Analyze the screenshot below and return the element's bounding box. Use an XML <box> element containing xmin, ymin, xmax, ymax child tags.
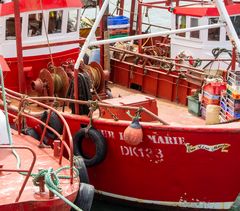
<box><xmin>0</xmin><ymin>194</ymin><xmax>77</xmax><ymax>211</ymax></box>
<box><xmin>63</xmin><ymin>113</ymin><xmax>240</xmax><ymax>210</ymax></box>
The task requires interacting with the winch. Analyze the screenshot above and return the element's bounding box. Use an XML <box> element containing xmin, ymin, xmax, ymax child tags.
<box><xmin>31</xmin><ymin>66</ymin><xmax>69</xmax><ymax>97</ymax></box>
<box><xmin>31</xmin><ymin>60</ymin><xmax>110</xmax><ymax>98</ymax></box>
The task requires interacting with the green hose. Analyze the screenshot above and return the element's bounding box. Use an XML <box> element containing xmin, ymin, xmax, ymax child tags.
<box><xmin>44</xmin><ymin>167</ymin><xmax>82</xmax><ymax>211</ymax></box>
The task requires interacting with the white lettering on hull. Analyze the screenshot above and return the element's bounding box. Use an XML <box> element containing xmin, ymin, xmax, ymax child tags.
<box><xmin>120</xmin><ymin>146</ymin><xmax>164</xmax><ymax>164</ymax></box>
<box><xmin>147</xmin><ymin>135</ymin><xmax>185</xmax><ymax>145</ymax></box>
<box><xmin>101</xmin><ymin>130</ymin><xmax>115</xmax><ymax>139</ymax></box>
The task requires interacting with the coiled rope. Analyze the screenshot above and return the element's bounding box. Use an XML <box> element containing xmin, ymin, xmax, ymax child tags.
<box><xmin>32</xmin><ymin>166</ymin><xmax>82</xmax><ymax>211</ymax></box>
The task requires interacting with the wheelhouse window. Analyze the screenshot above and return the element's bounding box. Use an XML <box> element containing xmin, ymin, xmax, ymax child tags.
<box><xmin>67</xmin><ymin>9</ymin><xmax>78</xmax><ymax>33</ymax></box>
<box><xmin>28</xmin><ymin>13</ymin><xmax>43</xmax><ymax>37</ymax></box>
<box><xmin>190</xmin><ymin>18</ymin><xmax>199</xmax><ymax>39</ymax></box>
<box><xmin>208</xmin><ymin>18</ymin><xmax>220</xmax><ymax>41</ymax></box>
<box><xmin>227</xmin><ymin>15</ymin><xmax>240</xmax><ymax>40</ymax></box>
<box><xmin>5</xmin><ymin>17</ymin><xmax>22</xmax><ymax>40</ymax></box>
<box><xmin>48</xmin><ymin>10</ymin><xmax>63</xmax><ymax>34</ymax></box>
<box><xmin>176</xmin><ymin>15</ymin><xmax>186</xmax><ymax>37</ymax></box>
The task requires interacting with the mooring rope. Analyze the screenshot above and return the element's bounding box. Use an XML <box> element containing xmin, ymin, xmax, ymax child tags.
<box><xmin>32</xmin><ymin>166</ymin><xmax>82</xmax><ymax>211</ymax></box>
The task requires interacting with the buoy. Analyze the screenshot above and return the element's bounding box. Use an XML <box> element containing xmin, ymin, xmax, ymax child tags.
<box><xmin>123</xmin><ymin>117</ymin><xmax>143</xmax><ymax>146</ymax></box>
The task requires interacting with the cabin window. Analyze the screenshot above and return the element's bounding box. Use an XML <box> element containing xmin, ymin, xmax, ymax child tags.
<box><xmin>48</xmin><ymin>10</ymin><xmax>63</xmax><ymax>34</ymax></box>
<box><xmin>5</xmin><ymin>17</ymin><xmax>22</xmax><ymax>40</ymax></box>
<box><xmin>208</xmin><ymin>18</ymin><xmax>220</xmax><ymax>41</ymax></box>
<box><xmin>190</xmin><ymin>18</ymin><xmax>199</xmax><ymax>39</ymax></box>
<box><xmin>67</xmin><ymin>9</ymin><xmax>78</xmax><ymax>33</ymax></box>
<box><xmin>28</xmin><ymin>13</ymin><xmax>43</xmax><ymax>37</ymax></box>
<box><xmin>176</xmin><ymin>15</ymin><xmax>186</xmax><ymax>37</ymax></box>
<box><xmin>227</xmin><ymin>15</ymin><xmax>240</xmax><ymax>40</ymax></box>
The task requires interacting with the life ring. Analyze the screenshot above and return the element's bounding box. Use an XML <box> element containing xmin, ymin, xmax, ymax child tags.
<box><xmin>73</xmin><ymin>127</ymin><xmax>107</xmax><ymax>167</ymax></box>
<box><xmin>40</xmin><ymin>111</ymin><xmax>63</xmax><ymax>140</ymax></box>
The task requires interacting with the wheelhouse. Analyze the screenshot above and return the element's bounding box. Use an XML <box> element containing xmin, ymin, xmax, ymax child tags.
<box><xmin>171</xmin><ymin>3</ymin><xmax>240</xmax><ymax>69</ymax></box>
<box><xmin>0</xmin><ymin>0</ymin><xmax>82</xmax><ymax>58</ymax></box>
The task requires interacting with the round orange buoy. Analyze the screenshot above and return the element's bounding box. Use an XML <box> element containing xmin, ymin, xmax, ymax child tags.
<box><xmin>123</xmin><ymin>118</ymin><xmax>143</xmax><ymax>146</ymax></box>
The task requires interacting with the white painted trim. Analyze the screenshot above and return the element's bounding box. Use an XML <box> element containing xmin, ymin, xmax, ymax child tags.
<box><xmin>89</xmin><ymin>23</ymin><xmax>224</xmax><ymax>47</ymax></box>
<box><xmin>95</xmin><ymin>190</ymin><xmax>234</xmax><ymax>210</ymax></box>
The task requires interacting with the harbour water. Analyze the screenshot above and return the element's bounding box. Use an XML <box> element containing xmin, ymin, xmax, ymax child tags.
<box><xmin>91</xmin><ymin>198</ymin><xmax>153</xmax><ymax>211</ymax></box>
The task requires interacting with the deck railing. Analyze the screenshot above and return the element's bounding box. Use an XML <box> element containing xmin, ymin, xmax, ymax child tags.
<box><xmin>0</xmin><ymin>87</ymin><xmax>75</xmax><ymax>183</ymax></box>
<box><xmin>0</xmin><ymin>145</ymin><xmax>36</xmax><ymax>202</ymax></box>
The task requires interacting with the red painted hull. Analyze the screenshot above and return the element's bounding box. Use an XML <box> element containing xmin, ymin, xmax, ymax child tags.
<box><xmin>0</xmin><ymin>194</ymin><xmax>77</xmax><ymax>211</ymax></box>
<box><xmin>62</xmin><ymin>113</ymin><xmax>240</xmax><ymax>209</ymax></box>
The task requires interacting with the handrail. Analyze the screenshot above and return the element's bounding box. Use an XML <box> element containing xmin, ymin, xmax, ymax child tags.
<box><xmin>110</xmin><ymin>46</ymin><xmax>221</xmax><ymax>75</ymax></box>
<box><xmin>1</xmin><ymin>87</ymin><xmax>168</xmax><ymax>125</ymax></box>
<box><xmin>0</xmin><ymin>88</ymin><xmax>75</xmax><ymax>183</ymax></box>
<box><xmin>0</xmin><ymin>145</ymin><xmax>36</xmax><ymax>202</ymax></box>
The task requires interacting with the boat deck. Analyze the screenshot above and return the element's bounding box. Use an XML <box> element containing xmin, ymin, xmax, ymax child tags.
<box><xmin>109</xmin><ymin>84</ymin><xmax>205</xmax><ymax>125</ymax></box>
<box><xmin>0</xmin><ymin>130</ymin><xmax>79</xmax><ymax>209</ymax></box>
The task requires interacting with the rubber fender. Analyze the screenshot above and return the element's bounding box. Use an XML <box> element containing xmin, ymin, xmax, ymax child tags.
<box><xmin>74</xmin><ymin>156</ymin><xmax>89</xmax><ymax>184</ymax></box>
<box><xmin>22</xmin><ymin>127</ymin><xmax>40</xmax><ymax>140</ymax></box>
<box><xmin>40</xmin><ymin>111</ymin><xmax>63</xmax><ymax>139</ymax></box>
<box><xmin>72</xmin><ymin>183</ymin><xmax>95</xmax><ymax>211</ymax></box>
<box><xmin>68</xmin><ymin>73</ymin><xmax>92</xmax><ymax>115</ymax></box>
<box><xmin>81</xmin><ymin>72</ymin><xmax>92</xmax><ymax>101</ymax></box>
<box><xmin>73</xmin><ymin>127</ymin><xmax>107</xmax><ymax>167</ymax></box>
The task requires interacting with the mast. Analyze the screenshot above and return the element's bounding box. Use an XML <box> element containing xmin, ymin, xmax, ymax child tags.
<box><xmin>14</xmin><ymin>0</ymin><xmax>26</xmax><ymax>93</ymax></box>
<box><xmin>119</xmin><ymin>0</ymin><xmax>124</xmax><ymax>15</ymax></box>
<box><xmin>129</xmin><ymin>0</ymin><xmax>138</xmax><ymax>35</ymax></box>
<box><xmin>137</xmin><ymin>0</ymin><xmax>143</xmax><ymax>53</ymax></box>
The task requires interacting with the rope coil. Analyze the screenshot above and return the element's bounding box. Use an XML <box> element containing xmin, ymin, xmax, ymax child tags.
<box><xmin>32</xmin><ymin>166</ymin><xmax>81</xmax><ymax>210</ymax></box>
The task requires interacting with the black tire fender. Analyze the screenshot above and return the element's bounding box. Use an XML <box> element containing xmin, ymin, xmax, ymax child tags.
<box><xmin>72</xmin><ymin>183</ymin><xmax>94</xmax><ymax>211</ymax></box>
<box><xmin>73</xmin><ymin>127</ymin><xmax>107</xmax><ymax>167</ymax></box>
<box><xmin>40</xmin><ymin>111</ymin><xmax>63</xmax><ymax>139</ymax></box>
<box><xmin>23</xmin><ymin>127</ymin><xmax>40</xmax><ymax>140</ymax></box>
<box><xmin>74</xmin><ymin>156</ymin><xmax>89</xmax><ymax>184</ymax></box>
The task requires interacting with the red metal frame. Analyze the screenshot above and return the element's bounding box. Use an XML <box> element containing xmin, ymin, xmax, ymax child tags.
<box><xmin>0</xmin><ymin>145</ymin><xmax>36</xmax><ymax>202</ymax></box>
<box><xmin>14</xmin><ymin>0</ymin><xmax>26</xmax><ymax>93</ymax></box>
<box><xmin>1</xmin><ymin>88</ymin><xmax>75</xmax><ymax>183</ymax></box>
<box><xmin>0</xmin><ymin>0</ymin><xmax>83</xmax><ymax>17</ymax></box>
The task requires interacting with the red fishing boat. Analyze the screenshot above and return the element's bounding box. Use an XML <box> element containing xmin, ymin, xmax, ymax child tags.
<box><xmin>0</xmin><ymin>66</ymin><xmax>94</xmax><ymax>210</ymax></box>
<box><xmin>2</xmin><ymin>0</ymin><xmax>240</xmax><ymax>210</ymax></box>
